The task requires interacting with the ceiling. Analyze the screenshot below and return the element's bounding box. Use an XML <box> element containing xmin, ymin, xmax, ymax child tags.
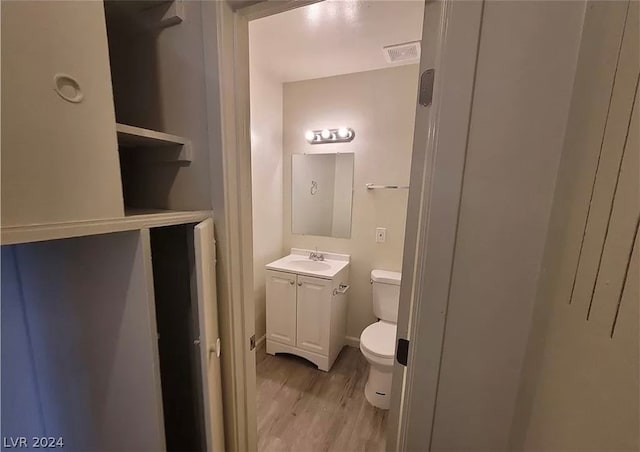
<box><xmin>249</xmin><ymin>1</ymin><xmax>424</xmax><ymax>83</ymax></box>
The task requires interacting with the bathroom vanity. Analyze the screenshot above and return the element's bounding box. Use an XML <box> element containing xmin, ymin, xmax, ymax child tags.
<box><xmin>265</xmin><ymin>249</ymin><xmax>350</xmax><ymax>371</ymax></box>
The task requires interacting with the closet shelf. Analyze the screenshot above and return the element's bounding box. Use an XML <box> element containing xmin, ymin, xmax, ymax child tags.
<box><xmin>1</xmin><ymin>209</ymin><xmax>213</xmax><ymax>246</ymax></box>
<box><xmin>108</xmin><ymin>0</ymin><xmax>172</xmax><ymax>15</ymax></box>
<box><xmin>105</xmin><ymin>1</ymin><xmax>183</xmax><ymax>29</ymax></box>
<box><xmin>116</xmin><ymin>123</ymin><xmax>192</xmax><ymax>162</ymax></box>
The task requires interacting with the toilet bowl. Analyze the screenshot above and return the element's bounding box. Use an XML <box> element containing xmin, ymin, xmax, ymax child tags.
<box><xmin>360</xmin><ymin>320</ymin><xmax>396</xmax><ymax>409</ymax></box>
<box><xmin>360</xmin><ymin>270</ymin><xmax>401</xmax><ymax>410</ymax></box>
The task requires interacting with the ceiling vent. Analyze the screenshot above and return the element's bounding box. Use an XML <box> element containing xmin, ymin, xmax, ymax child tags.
<box><xmin>383</xmin><ymin>41</ymin><xmax>421</xmax><ymax>64</ymax></box>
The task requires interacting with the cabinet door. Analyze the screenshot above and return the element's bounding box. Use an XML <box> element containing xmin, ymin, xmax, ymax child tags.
<box><xmin>296</xmin><ymin>275</ymin><xmax>332</xmax><ymax>355</ymax></box>
<box><xmin>266</xmin><ymin>270</ymin><xmax>297</xmax><ymax>346</ymax></box>
<box><xmin>1</xmin><ymin>2</ymin><xmax>124</xmax><ymax>227</ymax></box>
<box><xmin>194</xmin><ymin>219</ymin><xmax>225</xmax><ymax>451</ymax></box>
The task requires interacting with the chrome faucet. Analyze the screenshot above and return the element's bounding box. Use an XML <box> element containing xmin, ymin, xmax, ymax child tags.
<box><xmin>309</xmin><ymin>247</ymin><xmax>325</xmax><ymax>261</ymax></box>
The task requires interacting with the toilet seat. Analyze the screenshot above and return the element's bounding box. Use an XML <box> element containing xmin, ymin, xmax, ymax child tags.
<box><xmin>360</xmin><ymin>321</ymin><xmax>397</xmax><ymax>359</ymax></box>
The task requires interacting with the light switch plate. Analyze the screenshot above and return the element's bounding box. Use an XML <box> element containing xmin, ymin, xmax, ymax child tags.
<box><xmin>376</xmin><ymin>227</ymin><xmax>386</xmax><ymax>243</ymax></box>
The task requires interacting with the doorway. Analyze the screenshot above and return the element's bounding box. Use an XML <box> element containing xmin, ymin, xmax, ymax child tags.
<box><xmin>209</xmin><ymin>0</ymin><xmax>480</xmax><ymax>450</ymax></box>
<box><xmin>247</xmin><ymin>1</ymin><xmax>423</xmax><ymax>450</ymax></box>
<box><xmin>210</xmin><ymin>1</ymin><xmax>624</xmax><ymax>451</ymax></box>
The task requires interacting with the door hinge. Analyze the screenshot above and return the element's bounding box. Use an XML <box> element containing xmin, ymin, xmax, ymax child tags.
<box><xmin>419</xmin><ymin>69</ymin><xmax>435</xmax><ymax>107</ymax></box>
<box><xmin>396</xmin><ymin>338</ymin><xmax>410</xmax><ymax>366</ymax></box>
<box><xmin>249</xmin><ymin>334</ymin><xmax>256</xmax><ymax>351</ymax></box>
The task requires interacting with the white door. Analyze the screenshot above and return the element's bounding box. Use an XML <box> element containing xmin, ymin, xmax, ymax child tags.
<box><xmin>1</xmin><ymin>1</ymin><xmax>124</xmax><ymax>227</ymax></box>
<box><xmin>265</xmin><ymin>270</ymin><xmax>297</xmax><ymax>346</ymax></box>
<box><xmin>388</xmin><ymin>1</ymin><xmax>484</xmax><ymax>450</ymax></box>
<box><xmin>296</xmin><ymin>275</ymin><xmax>332</xmax><ymax>355</ymax></box>
<box><xmin>194</xmin><ymin>219</ymin><xmax>225</xmax><ymax>452</ymax></box>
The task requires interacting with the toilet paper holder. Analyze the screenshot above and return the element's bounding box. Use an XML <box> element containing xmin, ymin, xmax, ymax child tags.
<box><xmin>333</xmin><ymin>283</ymin><xmax>350</xmax><ymax>296</ymax></box>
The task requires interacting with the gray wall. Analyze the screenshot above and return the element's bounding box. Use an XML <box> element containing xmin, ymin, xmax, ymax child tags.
<box><xmin>429</xmin><ymin>1</ymin><xmax>585</xmax><ymax>449</ymax></box>
<box><xmin>107</xmin><ymin>0</ymin><xmax>213</xmax><ymax>211</ymax></box>
<box><xmin>1</xmin><ymin>232</ymin><xmax>164</xmax><ymax>450</ymax></box>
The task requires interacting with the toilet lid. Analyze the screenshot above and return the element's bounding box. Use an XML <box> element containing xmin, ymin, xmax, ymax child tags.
<box><xmin>360</xmin><ymin>321</ymin><xmax>397</xmax><ymax>358</ymax></box>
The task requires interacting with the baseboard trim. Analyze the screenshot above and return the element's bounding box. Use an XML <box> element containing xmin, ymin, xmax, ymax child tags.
<box><xmin>345</xmin><ymin>335</ymin><xmax>360</xmax><ymax>348</ymax></box>
<box><xmin>255</xmin><ymin>334</ymin><xmax>266</xmax><ymax>348</ymax></box>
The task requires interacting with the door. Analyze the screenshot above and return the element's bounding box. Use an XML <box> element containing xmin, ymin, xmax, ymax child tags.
<box><xmin>388</xmin><ymin>1</ymin><xmax>484</xmax><ymax>450</ymax></box>
<box><xmin>194</xmin><ymin>219</ymin><xmax>225</xmax><ymax>451</ymax></box>
<box><xmin>296</xmin><ymin>275</ymin><xmax>332</xmax><ymax>355</ymax></box>
<box><xmin>265</xmin><ymin>270</ymin><xmax>297</xmax><ymax>346</ymax></box>
<box><xmin>1</xmin><ymin>1</ymin><xmax>124</xmax><ymax>227</ymax></box>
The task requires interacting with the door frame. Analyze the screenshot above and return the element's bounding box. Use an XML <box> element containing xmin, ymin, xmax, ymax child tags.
<box><xmin>203</xmin><ymin>0</ymin><xmax>482</xmax><ymax>450</ymax></box>
<box><xmin>201</xmin><ymin>2</ymin><xmax>320</xmax><ymax>451</ymax></box>
<box><xmin>387</xmin><ymin>1</ymin><xmax>484</xmax><ymax>449</ymax></box>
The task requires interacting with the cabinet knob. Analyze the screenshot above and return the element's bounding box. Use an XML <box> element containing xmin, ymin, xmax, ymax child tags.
<box><xmin>298</xmin><ymin>282</ymin><xmax>303</xmax><ymax>286</ymax></box>
<box><xmin>289</xmin><ymin>280</ymin><xmax>295</xmax><ymax>285</ymax></box>
<box><xmin>209</xmin><ymin>337</ymin><xmax>221</xmax><ymax>358</ymax></box>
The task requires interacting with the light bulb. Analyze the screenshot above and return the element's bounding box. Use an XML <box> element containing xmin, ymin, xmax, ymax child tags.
<box><xmin>304</xmin><ymin>130</ymin><xmax>315</xmax><ymax>142</ymax></box>
<box><xmin>321</xmin><ymin>129</ymin><xmax>331</xmax><ymax>139</ymax></box>
<box><xmin>337</xmin><ymin>127</ymin><xmax>350</xmax><ymax>138</ymax></box>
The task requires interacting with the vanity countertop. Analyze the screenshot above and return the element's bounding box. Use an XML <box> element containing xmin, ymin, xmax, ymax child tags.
<box><xmin>266</xmin><ymin>248</ymin><xmax>350</xmax><ymax>279</ymax></box>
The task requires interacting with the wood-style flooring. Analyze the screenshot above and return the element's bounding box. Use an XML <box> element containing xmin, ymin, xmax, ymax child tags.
<box><xmin>256</xmin><ymin>345</ymin><xmax>388</xmax><ymax>452</ymax></box>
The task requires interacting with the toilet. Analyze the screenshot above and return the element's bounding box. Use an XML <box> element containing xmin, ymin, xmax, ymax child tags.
<box><xmin>359</xmin><ymin>269</ymin><xmax>401</xmax><ymax>410</ymax></box>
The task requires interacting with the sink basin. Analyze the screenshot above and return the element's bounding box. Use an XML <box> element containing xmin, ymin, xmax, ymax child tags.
<box><xmin>266</xmin><ymin>249</ymin><xmax>350</xmax><ymax>279</ymax></box>
<box><xmin>290</xmin><ymin>260</ymin><xmax>332</xmax><ymax>271</ymax></box>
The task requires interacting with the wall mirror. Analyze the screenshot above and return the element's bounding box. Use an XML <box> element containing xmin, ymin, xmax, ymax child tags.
<box><xmin>292</xmin><ymin>153</ymin><xmax>354</xmax><ymax>238</ymax></box>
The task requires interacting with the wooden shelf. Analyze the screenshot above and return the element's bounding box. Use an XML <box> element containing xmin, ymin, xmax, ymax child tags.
<box><xmin>1</xmin><ymin>210</ymin><xmax>212</xmax><ymax>245</ymax></box>
<box><xmin>106</xmin><ymin>0</ymin><xmax>172</xmax><ymax>15</ymax></box>
<box><xmin>105</xmin><ymin>1</ymin><xmax>183</xmax><ymax>29</ymax></box>
<box><xmin>116</xmin><ymin>123</ymin><xmax>192</xmax><ymax>162</ymax></box>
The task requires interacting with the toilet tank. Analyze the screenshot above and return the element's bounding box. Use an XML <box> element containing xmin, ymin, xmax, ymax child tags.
<box><xmin>371</xmin><ymin>270</ymin><xmax>401</xmax><ymax>322</ymax></box>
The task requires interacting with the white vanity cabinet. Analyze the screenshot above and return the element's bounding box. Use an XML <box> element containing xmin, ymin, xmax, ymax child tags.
<box><xmin>296</xmin><ymin>275</ymin><xmax>334</xmax><ymax>355</ymax></box>
<box><xmin>265</xmin><ymin>271</ymin><xmax>298</xmax><ymax>346</ymax></box>
<box><xmin>265</xmin><ymin>250</ymin><xmax>350</xmax><ymax>371</ymax></box>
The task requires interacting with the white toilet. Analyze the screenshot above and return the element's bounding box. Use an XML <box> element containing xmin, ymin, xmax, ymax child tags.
<box><xmin>359</xmin><ymin>269</ymin><xmax>401</xmax><ymax>410</ymax></box>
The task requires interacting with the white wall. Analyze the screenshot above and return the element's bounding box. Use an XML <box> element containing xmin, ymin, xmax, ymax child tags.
<box><xmin>512</xmin><ymin>2</ymin><xmax>639</xmax><ymax>450</ymax></box>
<box><xmin>249</xmin><ymin>62</ymin><xmax>284</xmax><ymax>342</ymax></box>
<box><xmin>283</xmin><ymin>65</ymin><xmax>419</xmax><ymax>340</ymax></box>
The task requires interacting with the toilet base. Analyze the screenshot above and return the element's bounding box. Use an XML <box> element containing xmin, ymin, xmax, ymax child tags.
<box><xmin>364</xmin><ymin>364</ymin><xmax>393</xmax><ymax>410</ymax></box>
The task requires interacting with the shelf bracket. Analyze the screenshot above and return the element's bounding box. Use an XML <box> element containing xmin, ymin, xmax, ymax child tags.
<box><xmin>157</xmin><ymin>0</ymin><xmax>185</xmax><ymax>28</ymax></box>
<box><xmin>139</xmin><ymin>0</ymin><xmax>185</xmax><ymax>29</ymax></box>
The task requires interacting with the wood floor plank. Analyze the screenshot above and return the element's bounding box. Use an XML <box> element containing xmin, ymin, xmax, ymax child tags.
<box><xmin>256</xmin><ymin>346</ymin><xmax>388</xmax><ymax>452</ymax></box>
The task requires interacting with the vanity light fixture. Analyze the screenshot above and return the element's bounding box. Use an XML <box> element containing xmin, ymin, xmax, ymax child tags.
<box><xmin>304</xmin><ymin>127</ymin><xmax>355</xmax><ymax>144</ymax></box>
